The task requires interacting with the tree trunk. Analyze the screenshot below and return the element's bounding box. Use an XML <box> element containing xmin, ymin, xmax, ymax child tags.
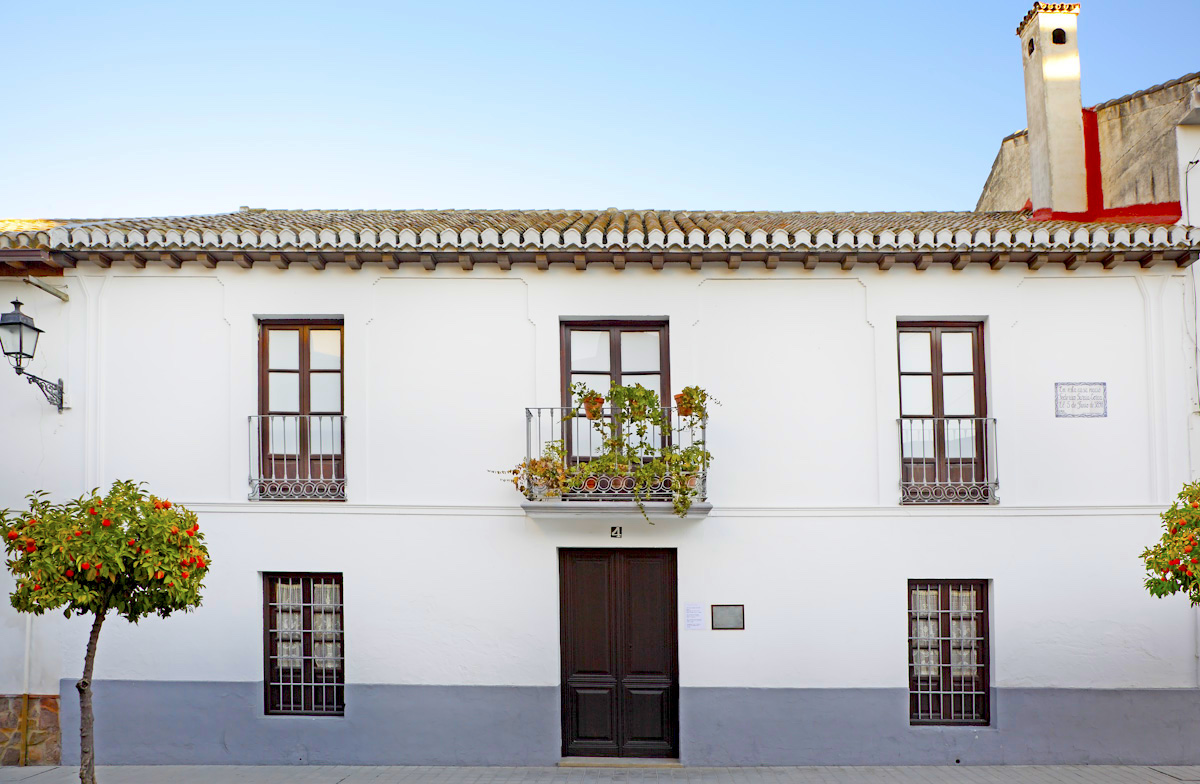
<box><xmin>76</xmin><ymin>609</ymin><xmax>106</xmax><ymax>784</ymax></box>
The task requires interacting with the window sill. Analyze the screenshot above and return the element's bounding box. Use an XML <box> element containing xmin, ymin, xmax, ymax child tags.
<box><xmin>908</xmin><ymin>723</ymin><xmax>994</xmax><ymax>730</ymax></box>
<box><xmin>262</xmin><ymin>713</ymin><xmax>346</xmax><ymax>719</ymax></box>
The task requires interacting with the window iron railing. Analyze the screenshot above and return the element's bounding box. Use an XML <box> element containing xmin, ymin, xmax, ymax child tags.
<box><xmin>264</xmin><ymin>573</ymin><xmax>345</xmax><ymax>716</ymax></box>
<box><xmin>249</xmin><ymin>414</ymin><xmax>346</xmax><ymax>501</ymax></box>
<box><xmin>898</xmin><ymin>416</ymin><xmax>997</xmax><ymax>504</ymax></box>
<box><xmin>908</xmin><ymin>580</ymin><xmax>989</xmax><ymax>725</ymax></box>
<box><xmin>524</xmin><ymin>406</ymin><xmax>707</xmax><ymax>503</ymax></box>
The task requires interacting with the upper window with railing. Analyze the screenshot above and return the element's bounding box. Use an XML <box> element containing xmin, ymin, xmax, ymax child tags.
<box><xmin>251</xmin><ymin>321</ymin><xmax>345</xmax><ymax>501</ymax></box>
<box><xmin>897</xmin><ymin>322</ymin><xmax>996</xmax><ymax>504</ymax></box>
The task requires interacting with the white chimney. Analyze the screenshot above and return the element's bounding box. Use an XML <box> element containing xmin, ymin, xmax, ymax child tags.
<box><xmin>1018</xmin><ymin>3</ymin><xmax>1087</xmax><ymax>215</ymax></box>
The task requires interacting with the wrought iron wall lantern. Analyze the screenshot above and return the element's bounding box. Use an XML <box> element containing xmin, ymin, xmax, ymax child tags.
<box><xmin>0</xmin><ymin>299</ymin><xmax>63</xmax><ymax>412</ymax></box>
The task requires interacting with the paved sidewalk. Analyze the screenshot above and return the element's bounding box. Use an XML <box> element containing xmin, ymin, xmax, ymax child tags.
<box><xmin>2</xmin><ymin>767</ymin><xmax>1198</xmax><ymax>784</ymax></box>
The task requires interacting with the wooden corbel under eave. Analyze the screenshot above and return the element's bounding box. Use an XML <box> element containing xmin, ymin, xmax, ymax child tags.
<box><xmin>1141</xmin><ymin>251</ymin><xmax>1166</xmax><ymax>268</ymax></box>
<box><xmin>1101</xmin><ymin>251</ymin><xmax>1125</xmax><ymax>270</ymax></box>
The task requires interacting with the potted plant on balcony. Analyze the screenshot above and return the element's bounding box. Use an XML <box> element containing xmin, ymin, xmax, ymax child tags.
<box><xmin>502</xmin><ymin>384</ymin><xmax>715</xmax><ymax>521</ymax></box>
<box><xmin>496</xmin><ymin>439</ymin><xmax>575</xmax><ymax>500</ymax></box>
<box><xmin>582</xmin><ymin>392</ymin><xmax>605</xmax><ymax>420</ymax></box>
<box><xmin>673</xmin><ymin>385</ymin><xmax>715</xmax><ymax>419</ymax></box>
<box><xmin>660</xmin><ymin>442</ymin><xmax>710</xmax><ymax>516</ymax></box>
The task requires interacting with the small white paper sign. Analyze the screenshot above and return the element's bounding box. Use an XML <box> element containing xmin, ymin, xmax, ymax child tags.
<box><xmin>684</xmin><ymin>603</ymin><xmax>705</xmax><ymax>630</ymax></box>
<box><xmin>1055</xmin><ymin>382</ymin><xmax>1107</xmax><ymax>418</ymax></box>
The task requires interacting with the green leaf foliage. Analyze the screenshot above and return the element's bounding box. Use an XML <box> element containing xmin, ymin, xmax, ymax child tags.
<box><xmin>1142</xmin><ymin>479</ymin><xmax>1200</xmax><ymax>604</ymax></box>
<box><xmin>3</xmin><ymin>480</ymin><xmax>210</xmax><ymax>621</ymax></box>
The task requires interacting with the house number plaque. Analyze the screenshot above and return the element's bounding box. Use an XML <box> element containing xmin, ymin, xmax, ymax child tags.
<box><xmin>1055</xmin><ymin>382</ymin><xmax>1107</xmax><ymax>418</ymax></box>
<box><xmin>610</xmin><ymin>526</ymin><xmax>622</xmax><ymax>538</ymax></box>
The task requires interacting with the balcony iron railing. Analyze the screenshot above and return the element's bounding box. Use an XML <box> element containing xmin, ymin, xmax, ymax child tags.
<box><xmin>899</xmin><ymin>417</ymin><xmax>997</xmax><ymax>504</ymax></box>
<box><xmin>250</xmin><ymin>414</ymin><xmax>346</xmax><ymax>501</ymax></box>
<box><xmin>524</xmin><ymin>406</ymin><xmax>707</xmax><ymax>503</ymax></box>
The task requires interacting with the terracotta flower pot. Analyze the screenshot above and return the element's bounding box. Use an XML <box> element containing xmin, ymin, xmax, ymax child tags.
<box><xmin>674</xmin><ymin>393</ymin><xmax>694</xmax><ymax>416</ymax></box>
<box><xmin>584</xmin><ymin>396</ymin><xmax>604</xmax><ymax>420</ymax></box>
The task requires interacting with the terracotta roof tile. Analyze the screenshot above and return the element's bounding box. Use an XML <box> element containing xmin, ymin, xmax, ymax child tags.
<box><xmin>0</xmin><ymin>209</ymin><xmax>1194</xmax><ymax>255</ymax></box>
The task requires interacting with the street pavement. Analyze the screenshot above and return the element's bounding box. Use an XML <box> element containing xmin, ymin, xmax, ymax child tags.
<box><xmin>2</xmin><ymin>766</ymin><xmax>1198</xmax><ymax>784</ymax></box>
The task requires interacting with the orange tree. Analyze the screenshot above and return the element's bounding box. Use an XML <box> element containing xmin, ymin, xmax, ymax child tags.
<box><xmin>1142</xmin><ymin>480</ymin><xmax>1200</xmax><ymax>603</ymax></box>
<box><xmin>2</xmin><ymin>480</ymin><xmax>210</xmax><ymax>784</ymax></box>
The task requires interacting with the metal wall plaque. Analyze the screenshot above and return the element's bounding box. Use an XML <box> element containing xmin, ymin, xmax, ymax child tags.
<box><xmin>1055</xmin><ymin>382</ymin><xmax>1107</xmax><ymax>418</ymax></box>
<box><xmin>711</xmin><ymin>604</ymin><xmax>744</xmax><ymax>630</ymax></box>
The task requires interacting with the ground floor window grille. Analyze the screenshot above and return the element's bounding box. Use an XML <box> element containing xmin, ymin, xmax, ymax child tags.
<box><xmin>908</xmin><ymin>580</ymin><xmax>989</xmax><ymax>725</ymax></box>
<box><xmin>264</xmin><ymin>573</ymin><xmax>344</xmax><ymax>715</ymax></box>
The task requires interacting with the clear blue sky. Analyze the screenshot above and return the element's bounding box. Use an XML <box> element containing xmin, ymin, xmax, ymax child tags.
<box><xmin>3</xmin><ymin>1</ymin><xmax>1198</xmax><ymax>218</ymax></box>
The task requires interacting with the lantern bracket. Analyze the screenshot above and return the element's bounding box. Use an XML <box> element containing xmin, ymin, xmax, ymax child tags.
<box><xmin>16</xmin><ymin>369</ymin><xmax>63</xmax><ymax>412</ymax></box>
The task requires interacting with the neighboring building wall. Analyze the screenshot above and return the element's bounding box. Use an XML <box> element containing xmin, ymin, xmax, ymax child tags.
<box><xmin>977</xmin><ymin>132</ymin><xmax>1031</xmax><ymax>211</ymax></box>
<box><xmin>0</xmin><ymin>695</ymin><xmax>60</xmax><ymax>766</ymax></box>
<box><xmin>1178</xmin><ymin>123</ymin><xmax>1200</xmax><ymax>226</ymax></box>
<box><xmin>0</xmin><ymin>262</ymin><xmax>1197</xmax><ymax>765</ymax></box>
<box><xmin>1096</xmin><ymin>74</ymin><xmax>1200</xmax><ymax>209</ymax></box>
<box><xmin>976</xmin><ymin>74</ymin><xmax>1200</xmax><ymax>213</ymax></box>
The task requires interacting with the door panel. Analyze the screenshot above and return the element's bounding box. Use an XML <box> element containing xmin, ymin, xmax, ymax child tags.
<box><xmin>624</xmin><ymin>554</ymin><xmax>673</xmax><ymax>676</ymax></box>
<box><xmin>571</xmin><ymin>685</ymin><xmax>617</xmax><ymax>741</ymax></box>
<box><xmin>564</xmin><ymin>556</ymin><xmax>615</xmax><ymax>675</ymax></box>
<box><xmin>560</xmin><ymin>549</ymin><xmax>678</xmax><ymax>758</ymax></box>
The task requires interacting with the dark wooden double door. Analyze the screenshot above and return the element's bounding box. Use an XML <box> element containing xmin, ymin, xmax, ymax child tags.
<box><xmin>559</xmin><ymin>549</ymin><xmax>679</xmax><ymax>758</ymax></box>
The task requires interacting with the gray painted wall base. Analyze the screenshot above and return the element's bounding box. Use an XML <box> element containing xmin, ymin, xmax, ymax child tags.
<box><xmin>60</xmin><ymin>681</ymin><xmax>1200</xmax><ymax>766</ymax></box>
<box><xmin>681</xmin><ymin>688</ymin><xmax>1200</xmax><ymax>766</ymax></box>
<box><xmin>59</xmin><ymin>681</ymin><xmax>560</xmax><ymax>766</ymax></box>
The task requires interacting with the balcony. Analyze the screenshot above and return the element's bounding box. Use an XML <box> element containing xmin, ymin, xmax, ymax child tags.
<box><xmin>899</xmin><ymin>417</ymin><xmax>997</xmax><ymax>504</ymax></box>
<box><xmin>521</xmin><ymin>406</ymin><xmax>709</xmax><ymax>518</ymax></box>
<box><xmin>250</xmin><ymin>414</ymin><xmax>346</xmax><ymax>501</ymax></box>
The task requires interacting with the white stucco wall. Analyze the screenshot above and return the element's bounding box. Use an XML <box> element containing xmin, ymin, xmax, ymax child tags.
<box><xmin>0</xmin><ymin>260</ymin><xmax>1196</xmax><ymax>695</ymax></box>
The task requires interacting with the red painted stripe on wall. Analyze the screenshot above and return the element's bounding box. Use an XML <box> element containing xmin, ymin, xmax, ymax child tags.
<box><xmin>1033</xmin><ymin>108</ymin><xmax>1182</xmax><ymax>224</ymax></box>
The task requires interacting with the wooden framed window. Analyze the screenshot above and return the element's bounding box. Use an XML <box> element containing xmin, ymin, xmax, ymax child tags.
<box><xmin>264</xmin><ymin>573</ymin><xmax>345</xmax><ymax>716</ymax></box>
<box><xmin>908</xmin><ymin>580</ymin><xmax>989</xmax><ymax>725</ymax></box>
<box><xmin>560</xmin><ymin>320</ymin><xmax>671</xmax><ymax>405</ymax></box>
<box><xmin>897</xmin><ymin>322</ymin><xmax>994</xmax><ymax>504</ymax></box>
<box><xmin>254</xmin><ymin>321</ymin><xmax>345</xmax><ymax>500</ymax></box>
<box><xmin>560</xmin><ymin>320</ymin><xmax>671</xmax><ymax>460</ymax></box>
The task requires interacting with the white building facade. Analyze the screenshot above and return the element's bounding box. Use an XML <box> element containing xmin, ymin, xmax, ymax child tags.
<box><xmin>3</xmin><ymin>2</ymin><xmax>1200</xmax><ymax>769</ymax></box>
